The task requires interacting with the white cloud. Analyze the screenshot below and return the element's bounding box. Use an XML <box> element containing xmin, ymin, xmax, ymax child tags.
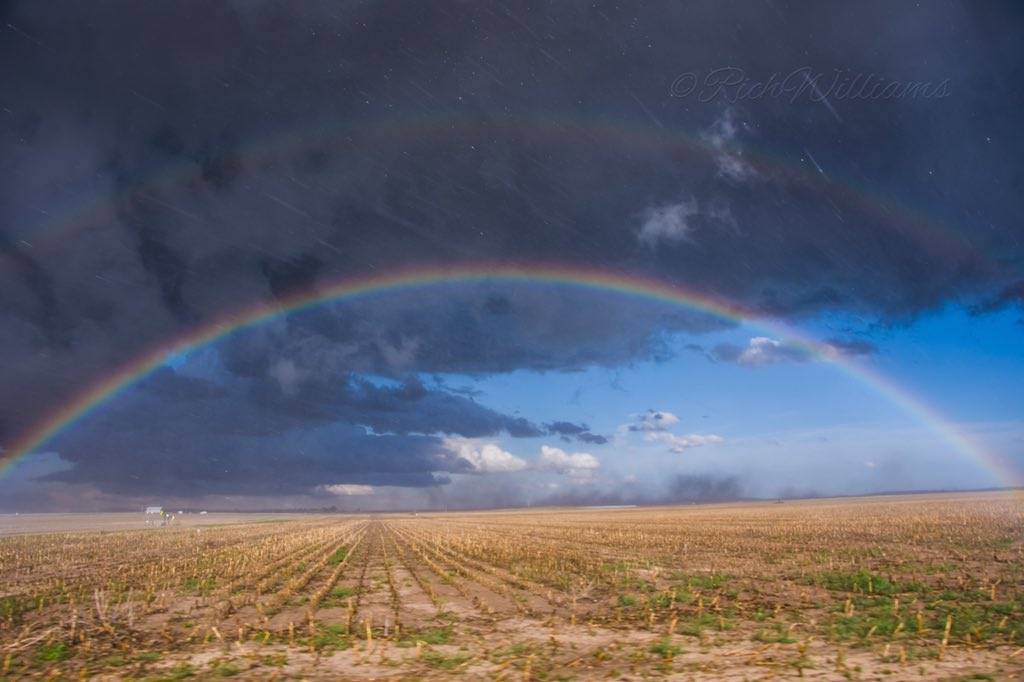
<box><xmin>539</xmin><ymin>445</ymin><xmax>600</xmax><ymax>482</ymax></box>
<box><xmin>713</xmin><ymin>336</ymin><xmax>875</xmax><ymax>367</ymax></box>
<box><xmin>321</xmin><ymin>484</ymin><xmax>374</xmax><ymax>496</ymax></box>
<box><xmin>704</xmin><ymin>109</ymin><xmax>738</xmax><ymax>148</ymax></box>
<box><xmin>718</xmin><ymin>336</ymin><xmax>811</xmax><ymax>366</ymax></box>
<box><xmin>444</xmin><ymin>437</ymin><xmax>528</xmax><ymax>473</ymax></box>
<box><xmin>269</xmin><ymin>358</ymin><xmax>307</xmax><ymax>397</ymax></box>
<box><xmin>637</xmin><ymin>112</ymin><xmax>754</xmax><ymax>248</ymax></box>
<box><xmin>646</xmin><ymin>431</ymin><xmax>724</xmax><ymax>453</ymax></box>
<box><xmin>636</xmin><ymin>194</ymin><xmax>738</xmax><ymax>249</ymax></box>
<box><xmin>630</xmin><ymin>410</ymin><xmax>680</xmax><ymax>432</ymax></box>
<box><xmin>703</xmin><ymin>108</ymin><xmax>756</xmax><ymax>181</ymax></box>
<box><xmin>739</xmin><ymin>336</ymin><xmax>803</xmax><ymax>366</ymax></box>
<box><xmin>539</xmin><ymin>445</ymin><xmax>600</xmax><ymax>473</ymax></box>
<box><xmin>625</xmin><ymin>410</ymin><xmax>723</xmax><ymax>454</ymax></box>
<box><xmin>638</xmin><ymin>198</ymin><xmax>699</xmax><ymax>247</ymax></box>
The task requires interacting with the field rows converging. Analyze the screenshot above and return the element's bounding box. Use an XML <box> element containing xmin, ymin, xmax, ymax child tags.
<box><xmin>1</xmin><ymin>493</ymin><xmax>1023</xmax><ymax>679</ymax></box>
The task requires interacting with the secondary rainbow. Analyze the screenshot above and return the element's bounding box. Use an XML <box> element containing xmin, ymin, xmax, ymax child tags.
<box><xmin>1</xmin><ymin>264</ymin><xmax>1017</xmax><ymax>488</ymax></box>
<box><xmin>12</xmin><ymin>114</ymin><xmax>979</xmax><ymax>268</ymax></box>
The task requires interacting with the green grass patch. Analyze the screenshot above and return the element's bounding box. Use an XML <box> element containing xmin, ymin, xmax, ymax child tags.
<box><xmin>828</xmin><ymin>600</ymin><xmax>1024</xmax><ymax>645</ymax></box>
<box><xmin>145</xmin><ymin>663</ymin><xmax>195</xmax><ymax>681</ymax></box>
<box><xmin>811</xmin><ymin>570</ymin><xmax>898</xmax><ymax>595</ymax></box>
<box><xmin>35</xmin><ymin>642</ymin><xmax>71</xmax><ymax>663</ymax></box>
<box><xmin>649</xmin><ymin>589</ymin><xmax>696</xmax><ymax>609</ymax></box>
<box><xmin>832</xmin><ymin>611</ymin><xmax>902</xmax><ymax>641</ymax></box>
<box><xmin>670</xmin><ymin>571</ymin><xmax>730</xmax><ymax>589</ymax></box>
<box><xmin>328</xmin><ymin>547</ymin><xmax>349</xmax><ymax>565</ymax></box>
<box><xmin>0</xmin><ymin>595</ymin><xmax>34</xmax><ymax>621</ymax></box>
<box><xmin>415</xmin><ymin>626</ymin><xmax>453</xmax><ymax>645</ymax></box>
<box><xmin>309</xmin><ymin>624</ymin><xmax>352</xmax><ymax>652</ymax></box>
<box><xmin>648</xmin><ymin>593</ymin><xmax>672</xmax><ymax>609</ymax></box>
<box><xmin>211</xmin><ymin>661</ymin><xmax>241</xmax><ymax>677</ymax></box>
<box><xmin>648</xmin><ymin>637</ymin><xmax>682</xmax><ymax>658</ymax></box>
<box><xmin>676</xmin><ymin>613</ymin><xmax>727</xmax><ymax>637</ymax></box>
<box><xmin>492</xmin><ymin>642</ymin><xmax>533</xmax><ymax>659</ymax></box>
<box><xmin>422</xmin><ymin>651</ymin><xmax>469</xmax><ymax>670</ymax></box>
<box><xmin>617</xmin><ymin>594</ymin><xmax>638</xmax><ymax>607</ymax></box>
<box><xmin>937</xmin><ymin>603</ymin><xmax>1018</xmax><ymax>642</ymax></box>
<box><xmin>753</xmin><ymin>623</ymin><xmax>797</xmax><ymax>644</ymax></box>
<box><xmin>183</xmin><ymin>576</ymin><xmax>217</xmax><ymax>595</ymax></box>
<box><xmin>687</xmin><ymin>574</ymin><xmax>730</xmax><ymax>590</ymax></box>
<box><xmin>331</xmin><ymin>586</ymin><xmax>354</xmax><ymax>599</ymax></box>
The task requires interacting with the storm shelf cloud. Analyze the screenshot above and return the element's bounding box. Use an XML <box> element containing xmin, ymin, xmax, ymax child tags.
<box><xmin>0</xmin><ymin>0</ymin><xmax>1022</xmax><ymax>509</ymax></box>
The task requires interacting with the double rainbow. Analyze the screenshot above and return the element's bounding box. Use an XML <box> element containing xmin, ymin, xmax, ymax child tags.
<box><xmin>12</xmin><ymin>114</ymin><xmax>979</xmax><ymax>269</ymax></box>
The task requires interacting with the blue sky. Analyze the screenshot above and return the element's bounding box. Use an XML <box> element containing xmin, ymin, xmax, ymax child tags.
<box><xmin>446</xmin><ymin>303</ymin><xmax>1023</xmax><ymax>499</ymax></box>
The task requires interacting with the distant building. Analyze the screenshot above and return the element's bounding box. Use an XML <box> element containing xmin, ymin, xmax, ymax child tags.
<box><xmin>145</xmin><ymin>506</ymin><xmax>163</xmax><ymax>514</ymax></box>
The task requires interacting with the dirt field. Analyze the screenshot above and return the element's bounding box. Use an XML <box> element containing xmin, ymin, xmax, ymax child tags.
<box><xmin>0</xmin><ymin>513</ymin><xmax>319</xmax><ymax>537</ymax></box>
<box><xmin>1</xmin><ymin>492</ymin><xmax>1022</xmax><ymax>680</ymax></box>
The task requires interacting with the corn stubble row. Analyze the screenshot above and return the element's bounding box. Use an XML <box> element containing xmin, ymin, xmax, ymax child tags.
<box><xmin>0</xmin><ymin>493</ymin><xmax>1021</xmax><ymax>675</ymax></box>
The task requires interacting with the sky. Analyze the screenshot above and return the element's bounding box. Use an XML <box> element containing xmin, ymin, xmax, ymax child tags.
<box><xmin>0</xmin><ymin>1</ymin><xmax>1022</xmax><ymax>511</ymax></box>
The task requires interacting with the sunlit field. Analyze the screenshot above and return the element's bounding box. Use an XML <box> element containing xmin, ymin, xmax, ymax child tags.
<box><xmin>2</xmin><ymin>492</ymin><xmax>1021</xmax><ymax>680</ymax></box>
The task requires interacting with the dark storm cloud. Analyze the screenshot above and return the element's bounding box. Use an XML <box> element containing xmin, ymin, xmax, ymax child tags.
<box><xmin>544</xmin><ymin>420</ymin><xmax>608</xmax><ymax>445</ymax></box>
<box><xmin>342</xmin><ymin>376</ymin><xmax>545</xmax><ymax>438</ymax></box>
<box><xmin>0</xmin><ymin>234</ymin><xmax>65</xmax><ymax>347</ymax></box>
<box><xmin>216</xmin><ymin>286</ymin><xmax>708</xmax><ymax>378</ymax></box>
<box><xmin>577</xmin><ymin>432</ymin><xmax>609</xmax><ymax>445</ymax></box>
<box><xmin>36</xmin><ymin>367</ymin><xmax>543</xmax><ymax>496</ymax></box>
<box><xmin>1</xmin><ymin>1</ymin><xmax>1022</xmax><ymax>503</ymax></box>
<box><xmin>971</xmin><ymin>281</ymin><xmax>1024</xmax><ymax>318</ymax></box>
<box><xmin>44</xmin><ymin>423</ymin><xmax>450</xmax><ymax>498</ymax></box>
<box><xmin>545</xmin><ymin>421</ymin><xmax>588</xmax><ymax>436</ymax></box>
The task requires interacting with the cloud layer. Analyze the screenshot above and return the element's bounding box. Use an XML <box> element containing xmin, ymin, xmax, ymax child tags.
<box><xmin>1</xmin><ymin>1</ymin><xmax>1022</xmax><ymax>506</ymax></box>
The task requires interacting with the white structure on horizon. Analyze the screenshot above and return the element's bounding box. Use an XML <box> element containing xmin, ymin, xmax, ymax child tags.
<box><xmin>144</xmin><ymin>506</ymin><xmax>163</xmax><ymax>514</ymax></box>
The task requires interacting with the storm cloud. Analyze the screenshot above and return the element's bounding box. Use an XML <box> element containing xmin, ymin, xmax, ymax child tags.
<box><xmin>1</xmin><ymin>1</ymin><xmax>1022</xmax><ymax>505</ymax></box>
<box><xmin>545</xmin><ymin>421</ymin><xmax>608</xmax><ymax>444</ymax></box>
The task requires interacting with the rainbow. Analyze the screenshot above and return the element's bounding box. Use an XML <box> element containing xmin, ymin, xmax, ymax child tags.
<box><xmin>1</xmin><ymin>264</ymin><xmax>1018</xmax><ymax>488</ymax></box>
<box><xmin>11</xmin><ymin>114</ymin><xmax>980</xmax><ymax>268</ymax></box>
